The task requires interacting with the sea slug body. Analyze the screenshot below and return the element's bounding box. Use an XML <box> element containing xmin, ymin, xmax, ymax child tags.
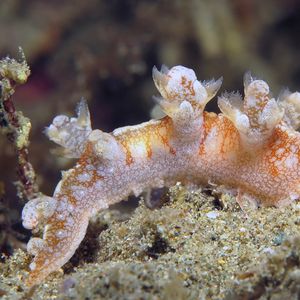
<box><xmin>22</xmin><ymin>65</ymin><xmax>300</xmax><ymax>286</ymax></box>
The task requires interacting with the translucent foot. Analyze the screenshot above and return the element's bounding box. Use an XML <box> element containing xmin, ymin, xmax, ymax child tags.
<box><xmin>236</xmin><ymin>189</ymin><xmax>259</xmax><ymax>217</ymax></box>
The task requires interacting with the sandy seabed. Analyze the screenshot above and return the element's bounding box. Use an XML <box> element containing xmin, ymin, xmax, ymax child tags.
<box><xmin>1</xmin><ymin>185</ymin><xmax>300</xmax><ymax>300</ymax></box>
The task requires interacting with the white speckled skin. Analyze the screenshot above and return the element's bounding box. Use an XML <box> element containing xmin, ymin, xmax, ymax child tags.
<box><xmin>22</xmin><ymin>65</ymin><xmax>300</xmax><ymax>286</ymax></box>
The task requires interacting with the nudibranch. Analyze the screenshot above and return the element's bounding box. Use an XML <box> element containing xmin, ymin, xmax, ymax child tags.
<box><xmin>22</xmin><ymin>65</ymin><xmax>300</xmax><ymax>286</ymax></box>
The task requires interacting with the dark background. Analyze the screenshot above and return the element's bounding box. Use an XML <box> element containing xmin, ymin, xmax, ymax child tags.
<box><xmin>1</xmin><ymin>0</ymin><xmax>300</xmax><ymax>256</ymax></box>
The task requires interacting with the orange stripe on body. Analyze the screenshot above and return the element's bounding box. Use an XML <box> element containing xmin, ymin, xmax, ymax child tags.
<box><xmin>120</xmin><ymin>139</ymin><xmax>134</xmax><ymax>165</ymax></box>
<box><xmin>156</xmin><ymin>118</ymin><xmax>176</xmax><ymax>155</ymax></box>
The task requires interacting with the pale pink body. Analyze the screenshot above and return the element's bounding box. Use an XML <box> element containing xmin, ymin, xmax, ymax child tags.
<box><xmin>22</xmin><ymin>65</ymin><xmax>300</xmax><ymax>286</ymax></box>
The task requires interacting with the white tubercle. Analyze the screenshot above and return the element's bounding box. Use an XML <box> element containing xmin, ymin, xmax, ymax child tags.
<box><xmin>22</xmin><ymin>196</ymin><xmax>57</xmax><ymax>229</ymax></box>
<box><xmin>279</xmin><ymin>90</ymin><xmax>300</xmax><ymax>130</ymax></box>
<box><xmin>88</xmin><ymin>129</ymin><xmax>123</xmax><ymax>161</ymax></box>
<box><xmin>27</xmin><ymin>237</ymin><xmax>45</xmax><ymax>256</ymax></box>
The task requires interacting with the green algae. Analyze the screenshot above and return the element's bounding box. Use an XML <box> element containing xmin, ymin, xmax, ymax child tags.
<box><xmin>0</xmin><ymin>185</ymin><xmax>299</xmax><ymax>299</ymax></box>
